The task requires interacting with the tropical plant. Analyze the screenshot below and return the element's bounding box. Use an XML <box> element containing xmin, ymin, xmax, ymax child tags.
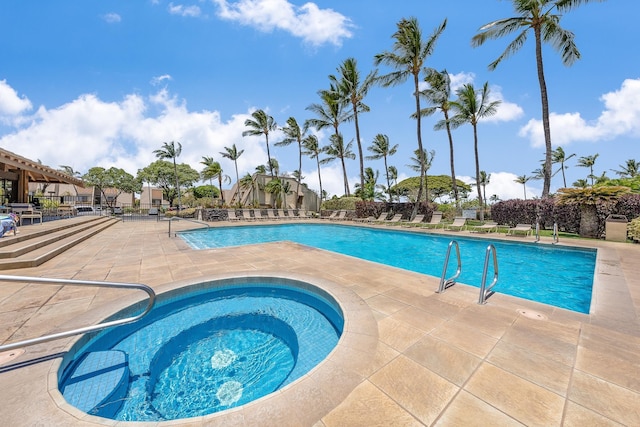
<box><xmin>306</xmin><ymin>86</ymin><xmax>350</xmax><ymax>152</ymax></box>
<box><xmin>58</xmin><ymin>165</ymin><xmax>82</xmax><ymax>197</ymax></box>
<box><xmin>479</xmin><ymin>171</ymin><xmax>490</xmax><ymax>210</ymax></box>
<box><xmin>242</xmin><ymin>109</ymin><xmax>277</xmax><ymax>177</ymax></box>
<box><xmin>375</xmin><ymin>17</ymin><xmax>447</xmax><ymax>217</ymax></box>
<box><xmin>366</xmin><ymin>134</ymin><xmax>398</xmax><ymax>202</ymax></box>
<box><xmin>138</xmin><ymin>161</ymin><xmax>200</xmax><ymax>207</ymax></box>
<box><xmin>153</xmin><ymin>141</ymin><xmax>182</xmax><ymax>208</ymax></box>
<box><xmin>387</xmin><ymin>165</ymin><xmax>399</xmax><ymax>201</ymax></box>
<box><xmin>200</xmin><ymin>156</ymin><xmax>229</xmax><ymax>206</ymax></box>
<box><xmin>515</xmin><ymin>174</ymin><xmax>531</xmax><ymax>200</ymax></box>
<box><xmin>83</xmin><ymin>166</ymin><xmax>142</xmax><ymax>209</ymax></box>
<box><xmin>407</xmin><ymin>149</ymin><xmax>435</xmax><ymax>201</ymax></box>
<box><xmin>239</xmin><ymin>173</ymin><xmax>256</xmax><ymax>206</ymax></box>
<box><xmin>577</xmin><ymin>154</ymin><xmax>599</xmax><ymax>185</ymax></box>
<box><xmin>612</xmin><ymin>159</ymin><xmax>640</xmax><ymax>178</ymax></box>
<box><xmin>329</xmin><ymin>57</ymin><xmax>377</xmax><ymax>197</ymax></box>
<box><xmin>418</xmin><ymin>68</ymin><xmax>459</xmax><ymax>204</ymax></box>
<box><xmin>220</xmin><ymin>144</ymin><xmax>244</xmax><ymax>205</ymax></box>
<box><xmin>354</xmin><ymin>167</ymin><xmax>385</xmax><ymax>201</ymax></box>
<box><xmin>472</xmin><ymin>0</ymin><xmax>601</xmax><ymax>198</ymax></box>
<box><xmin>301</xmin><ymin>134</ymin><xmax>324</xmax><ymax>212</ymax></box>
<box><xmin>449</xmin><ymin>82</ymin><xmax>501</xmax><ymax>220</ymax></box>
<box><xmin>276</xmin><ymin>117</ymin><xmax>306</xmax><ymax>208</ymax></box>
<box><xmin>322</xmin><ymin>134</ymin><xmax>355</xmax><ymax>196</ymax></box>
<box><xmin>573</xmin><ymin>178</ymin><xmax>588</xmax><ymax>188</ymax></box>
<box><xmin>551</xmin><ymin>146</ymin><xmax>576</xmax><ymax>188</ymax></box>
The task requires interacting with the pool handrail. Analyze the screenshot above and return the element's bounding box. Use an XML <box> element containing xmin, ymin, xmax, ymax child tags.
<box><xmin>437</xmin><ymin>240</ymin><xmax>461</xmax><ymax>293</ymax></box>
<box><xmin>478</xmin><ymin>244</ymin><xmax>499</xmax><ymax>305</ymax></box>
<box><xmin>168</xmin><ymin>216</ymin><xmax>211</xmax><ymax>237</ymax></box>
<box><xmin>0</xmin><ymin>275</ymin><xmax>156</xmax><ymax>353</ymax></box>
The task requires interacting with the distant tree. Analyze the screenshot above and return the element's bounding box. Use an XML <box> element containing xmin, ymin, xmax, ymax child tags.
<box><xmin>58</xmin><ymin>165</ymin><xmax>82</xmax><ymax>197</ymax></box>
<box><xmin>354</xmin><ymin>167</ymin><xmax>384</xmax><ymax>201</ymax></box>
<box><xmin>514</xmin><ymin>174</ymin><xmax>531</xmax><ymax>199</ymax></box>
<box><xmin>138</xmin><ymin>161</ymin><xmax>199</xmax><ymax>206</ymax></box>
<box><xmin>200</xmin><ymin>156</ymin><xmax>229</xmax><ymax>206</ymax></box>
<box><xmin>83</xmin><ymin>166</ymin><xmax>141</xmax><ymax>208</ymax></box>
<box><xmin>387</xmin><ymin>166</ymin><xmax>399</xmax><ymax>201</ymax></box>
<box><xmin>472</xmin><ymin>0</ymin><xmax>603</xmax><ymax>198</ymax></box>
<box><xmin>375</xmin><ymin>17</ymin><xmax>447</xmax><ymax>217</ymax></box>
<box><xmin>551</xmin><ymin>146</ymin><xmax>576</xmax><ymax>188</ymax></box>
<box><xmin>276</xmin><ymin>117</ymin><xmax>306</xmax><ymax>208</ymax></box>
<box><xmin>577</xmin><ymin>154</ymin><xmax>599</xmax><ymax>185</ymax></box>
<box><xmin>220</xmin><ymin>144</ymin><xmax>244</xmax><ymax>205</ymax></box>
<box><xmin>323</xmin><ymin>134</ymin><xmax>355</xmax><ymax>196</ymax></box>
<box><xmin>330</xmin><ymin>57</ymin><xmax>377</xmax><ymax>196</ymax></box>
<box><xmin>612</xmin><ymin>158</ymin><xmax>640</xmax><ymax>178</ymax></box>
<box><xmin>366</xmin><ymin>134</ymin><xmax>398</xmax><ymax>202</ymax></box>
<box><xmin>243</xmin><ymin>109</ymin><xmax>277</xmax><ymax>177</ymax></box>
<box><xmin>407</xmin><ymin>148</ymin><xmax>435</xmax><ymax>202</ymax></box>
<box><xmin>449</xmin><ymin>82</ymin><xmax>500</xmax><ymax>219</ymax></box>
<box><xmin>306</xmin><ymin>86</ymin><xmax>350</xmax><ymax>159</ymax></box>
<box><xmin>153</xmin><ymin>141</ymin><xmax>182</xmax><ymax>208</ymax></box>
<box><xmin>572</xmin><ymin>178</ymin><xmax>588</xmax><ymax>188</ymax></box>
<box><xmin>302</xmin><ymin>134</ymin><xmax>325</xmax><ymax>211</ymax></box>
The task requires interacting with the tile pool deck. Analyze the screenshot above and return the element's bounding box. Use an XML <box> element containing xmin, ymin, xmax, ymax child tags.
<box><xmin>0</xmin><ymin>219</ymin><xmax>639</xmax><ymax>426</ymax></box>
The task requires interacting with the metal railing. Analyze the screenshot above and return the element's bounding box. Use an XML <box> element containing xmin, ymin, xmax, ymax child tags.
<box><xmin>437</xmin><ymin>240</ymin><xmax>462</xmax><ymax>293</ymax></box>
<box><xmin>168</xmin><ymin>217</ymin><xmax>211</xmax><ymax>237</ymax></box>
<box><xmin>553</xmin><ymin>222</ymin><xmax>559</xmax><ymax>244</ymax></box>
<box><xmin>478</xmin><ymin>244</ymin><xmax>499</xmax><ymax>305</ymax></box>
<box><xmin>535</xmin><ymin>222</ymin><xmax>540</xmax><ymax>242</ymax></box>
<box><xmin>0</xmin><ymin>275</ymin><xmax>155</xmax><ymax>353</ymax></box>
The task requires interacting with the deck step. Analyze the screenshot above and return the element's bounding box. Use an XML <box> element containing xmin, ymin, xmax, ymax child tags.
<box><xmin>0</xmin><ymin>217</ymin><xmax>118</xmax><ymax>270</ymax></box>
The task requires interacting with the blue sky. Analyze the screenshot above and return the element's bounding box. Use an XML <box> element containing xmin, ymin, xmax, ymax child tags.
<box><xmin>1</xmin><ymin>0</ymin><xmax>638</xmax><ymax>201</ymax></box>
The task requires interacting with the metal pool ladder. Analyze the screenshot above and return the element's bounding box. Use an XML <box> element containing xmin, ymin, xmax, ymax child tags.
<box><xmin>478</xmin><ymin>244</ymin><xmax>499</xmax><ymax>304</ymax></box>
<box><xmin>0</xmin><ymin>275</ymin><xmax>156</xmax><ymax>353</ymax></box>
<box><xmin>437</xmin><ymin>240</ymin><xmax>462</xmax><ymax>293</ymax></box>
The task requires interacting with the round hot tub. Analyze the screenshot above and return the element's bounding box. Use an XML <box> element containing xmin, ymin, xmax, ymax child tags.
<box><xmin>57</xmin><ymin>277</ymin><xmax>343</xmax><ymax>422</ymax></box>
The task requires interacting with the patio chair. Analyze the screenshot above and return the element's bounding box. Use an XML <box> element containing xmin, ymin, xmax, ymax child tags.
<box><xmin>227</xmin><ymin>209</ymin><xmax>240</xmax><ymax>221</ymax></box>
<box><xmin>423</xmin><ymin>211</ymin><xmax>444</xmax><ymax>228</ymax></box>
<box><xmin>470</xmin><ymin>221</ymin><xmax>498</xmax><ymax>233</ymax></box>
<box><xmin>266</xmin><ymin>210</ymin><xmax>279</xmax><ymax>220</ymax></box>
<box><xmin>381</xmin><ymin>213</ymin><xmax>403</xmax><ymax>225</ymax></box>
<box><xmin>321</xmin><ymin>211</ymin><xmax>339</xmax><ymax>220</ymax></box>
<box><xmin>253</xmin><ymin>209</ymin><xmax>267</xmax><ymax>220</ymax></box>
<box><xmin>369</xmin><ymin>211</ymin><xmax>389</xmax><ymax>223</ymax></box>
<box><xmin>276</xmin><ymin>209</ymin><xmax>288</xmax><ymax>220</ymax></box>
<box><xmin>507</xmin><ymin>223</ymin><xmax>532</xmax><ymax>236</ymax></box>
<box><xmin>401</xmin><ymin>214</ymin><xmax>425</xmax><ymax>227</ymax></box>
<box><xmin>330</xmin><ymin>210</ymin><xmax>347</xmax><ymax>221</ymax></box>
<box><xmin>444</xmin><ymin>217</ymin><xmax>467</xmax><ymax>231</ymax></box>
<box><xmin>240</xmin><ymin>209</ymin><xmax>255</xmax><ymax>221</ymax></box>
<box><xmin>295</xmin><ymin>210</ymin><xmax>312</xmax><ymax>220</ymax></box>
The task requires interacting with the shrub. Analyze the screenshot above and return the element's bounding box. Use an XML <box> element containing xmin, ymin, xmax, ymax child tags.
<box><xmin>628</xmin><ymin>217</ymin><xmax>640</xmax><ymax>242</ymax></box>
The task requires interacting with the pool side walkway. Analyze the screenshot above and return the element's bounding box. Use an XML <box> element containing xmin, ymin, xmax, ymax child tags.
<box><xmin>0</xmin><ymin>219</ymin><xmax>639</xmax><ymax>426</ymax></box>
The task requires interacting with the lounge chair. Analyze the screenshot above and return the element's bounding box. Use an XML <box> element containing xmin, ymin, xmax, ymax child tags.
<box><xmin>277</xmin><ymin>209</ymin><xmax>288</xmax><ymax>220</ymax></box>
<box><xmin>296</xmin><ymin>210</ymin><xmax>313</xmax><ymax>220</ymax></box>
<box><xmin>507</xmin><ymin>223</ymin><xmax>532</xmax><ymax>236</ymax></box>
<box><xmin>401</xmin><ymin>214</ymin><xmax>425</xmax><ymax>227</ymax></box>
<box><xmin>444</xmin><ymin>217</ymin><xmax>467</xmax><ymax>231</ymax></box>
<box><xmin>470</xmin><ymin>221</ymin><xmax>498</xmax><ymax>233</ymax></box>
<box><xmin>240</xmin><ymin>209</ymin><xmax>255</xmax><ymax>221</ymax></box>
<box><xmin>353</xmin><ymin>215</ymin><xmax>375</xmax><ymax>223</ymax></box>
<box><xmin>253</xmin><ymin>209</ymin><xmax>267</xmax><ymax>220</ymax></box>
<box><xmin>266</xmin><ymin>210</ymin><xmax>279</xmax><ymax>220</ymax></box>
<box><xmin>227</xmin><ymin>209</ymin><xmax>240</xmax><ymax>221</ymax></box>
<box><xmin>330</xmin><ymin>210</ymin><xmax>347</xmax><ymax>221</ymax></box>
<box><xmin>381</xmin><ymin>213</ymin><xmax>403</xmax><ymax>225</ymax></box>
<box><xmin>321</xmin><ymin>211</ymin><xmax>339</xmax><ymax>220</ymax></box>
<box><xmin>422</xmin><ymin>211</ymin><xmax>444</xmax><ymax>228</ymax></box>
<box><xmin>369</xmin><ymin>211</ymin><xmax>389</xmax><ymax>222</ymax></box>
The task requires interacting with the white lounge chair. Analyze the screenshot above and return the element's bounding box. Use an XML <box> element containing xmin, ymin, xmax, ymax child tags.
<box><xmin>227</xmin><ymin>209</ymin><xmax>240</xmax><ymax>221</ymax></box>
<box><xmin>381</xmin><ymin>213</ymin><xmax>403</xmax><ymax>225</ymax></box>
<box><xmin>444</xmin><ymin>217</ymin><xmax>467</xmax><ymax>231</ymax></box>
<box><xmin>401</xmin><ymin>214</ymin><xmax>425</xmax><ymax>227</ymax></box>
<box><xmin>470</xmin><ymin>221</ymin><xmax>498</xmax><ymax>233</ymax></box>
<box><xmin>330</xmin><ymin>210</ymin><xmax>347</xmax><ymax>221</ymax></box>
<box><xmin>422</xmin><ymin>211</ymin><xmax>444</xmax><ymax>228</ymax></box>
<box><xmin>507</xmin><ymin>223</ymin><xmax>532</xmax><ymax>236</ymax></box>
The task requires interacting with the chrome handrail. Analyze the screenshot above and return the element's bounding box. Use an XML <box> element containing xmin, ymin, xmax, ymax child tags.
<box><xmin>168</xmin><ymin>217</ymin><xmax>211</xmax><ymax>237</ymax></box>
<box><xmin>534</xmin><ymin>222</ymin><xmax>540</xmax><ymax>242</ymax></box>
<box><xmin>0</xmin><ymin>275</ymin><xmax>155</xmax><ymax>353</ymax></box>
<box><xmin>437</xmin><ymin>240</ymin><xmax>461</xmax><ymax>293</ymax></box>
<box><xmin>553</xmin><ymin>222</ymin><xmax>559</xmax><ymax>244</ymax></box>
<box><xmin>478</xmin><ymin>244</ymin><xmax>499</xmax><ymax>305</ymax></box>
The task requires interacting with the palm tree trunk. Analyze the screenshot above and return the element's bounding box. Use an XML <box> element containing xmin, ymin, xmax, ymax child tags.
<box><xmin>561</xmin><ymin>161</ymin><xmax>567</xmax><ymax>188</ymax></box>
<box><xmin>473</xmin><ymin>124</ymin><xmax>484</xmax><ymax>221</ymax></box>
<box><xmin>173</xmin><ymin>159</ymin><xmax>181</xmax><ymax>209</ymax></box>
<box><xmin>353</xmin><ymin>105</ymin><xmax>365</xmax><ymax>198</ymax></box>
<box><xmin>296</xmin><ymin>144</ymin><xmax>302</xmax><ymax>209</ymax></box>
<box><xmin>384</xmin><ymin>156</ymin><xmax>392</xmax><ymax>203</ymax></box>
<box><xmin>218</xmin><ymin>175</ymin><xmax>224</xmax><ymax>205</ymax></box>
<box><xmin>579</xmin><ymin>204</ymin><xmax>599</xmax><ymax>238</ymax></box>
<box><xmin>341</xmin><ymin>157</ymin><xmax>350</xmax><ymax>196</ymax></box>
<box><xmin>316</xmin><ymin>158</ymin><xmax>323</xmax><ymax>212</ymax></box>
<box><xmin>534</xmin><ymin>25</ymin><xmax>552</xmax><ymax>198</ymax></box>
<box><xmin>234</xmin><ymin>162</ymin><xmax>240</xmax><ymax>204</ymax></box>
<box><xmin>265</xmin><ymin>135</ymin><xmax>273</xmax><ymax>177</ymax></box>
<box><xmin>413</xmin><ymin>73</ymin><xmax>424</xmax><ymax>217</ymax></box>
<box><xmin>444</xmin><ymin>110</ymin><xmax>458</xmax><ymax>205</ymax></box>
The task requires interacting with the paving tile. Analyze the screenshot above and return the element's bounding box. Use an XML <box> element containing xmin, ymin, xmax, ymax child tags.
<box><xmin>377</xmin><ymin>316</ymin><xmax>425</xmax><ymax>352</ymax></box>
<box><xmin>433</xmin><ymin>390</ymin><xmax>524</xmax><ymax>426</ymax></box>
<box><xmin>430</xmin><ymin>319</ymin><xmax>498</xmax><ymax>358</ymax></box>
<box><xmin>562</xmin><ymin>401</ymin><xmax>624</xmax><ymax>426</ymax></box>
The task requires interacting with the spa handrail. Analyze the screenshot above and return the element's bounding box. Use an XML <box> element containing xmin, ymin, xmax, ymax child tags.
<box><xmin>0</xmin><ymin>275</ymin><xmax>155</xmax><ymax>353</ymax></box>
<box><xmin>478</xmin><ymin>244</ymin><xmax>499</xmax><ymax>305</ymax></box>
<box><xmin>437</xmin><ymin>240</ymin><xmax>461</xmax><ymax>293</ymax></box>
<box><xmin>168</xmin><ymin>216</ymin><xmax>210</xmax><ymax>237</ymax></box>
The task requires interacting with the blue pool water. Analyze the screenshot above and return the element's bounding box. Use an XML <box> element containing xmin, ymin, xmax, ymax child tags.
<box><xmin>180</xmin><ymin>223</ymin><xmax>597</xmax><ymax>313</ymax></box>
<box><xmin>59</xmin><ymin>279</ymin><xmax>343</xmax><ymax>421</ymax></box>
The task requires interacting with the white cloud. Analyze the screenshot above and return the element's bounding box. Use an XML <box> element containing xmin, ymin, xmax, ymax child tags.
<box><xmin>151</xmin><ymin>74</ymin><xmax>172</xmax><ymax>86</ymax></box>
<box><xmin>102</xmin><ymin>13</ymin><xmax>122</xmax><ymax>23</ymax></box>
<box><xmin>459</xmin><ymin>171</ymin><xmax>541</xmax><ymax>202</ymax></box>
<box><xmin>485</xmin><ymin>85</ymin><xmax>524</xmax><ymax>123</ymax></box>
<box><xmin>213</xmin><ymin>0</ymin><xmax>354</xmax><ymax>47</ymax></box>
<box><xmin>519</xmin><ymin>78</ymin><xmax>640</xmax><ymax>148</ymax></box>
<box><xmin>0</xmin><ymin>80</ymin><xmax>33</xmax><ymax>118</ymax></box>
<box><xmin>449</xmin><ymin>72</ymin><xmax>475</xmax><ymax>92</ymax></box>
<box><xmin>168</xmin><ymin>3</ymin><xmax>202</xmax><ymax>17</ymax></box>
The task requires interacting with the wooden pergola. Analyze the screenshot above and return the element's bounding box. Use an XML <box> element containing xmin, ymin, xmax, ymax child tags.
<box><xmin>0</xmin><ymin>148</ymin><xmax>84</xmax><ymax>203</ymax></box>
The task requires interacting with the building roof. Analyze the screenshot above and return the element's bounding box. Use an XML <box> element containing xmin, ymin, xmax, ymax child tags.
<box><xmin>0</xmin><ymin>147</ymin><xmax>84</xmax><ymax>186</ymax></box>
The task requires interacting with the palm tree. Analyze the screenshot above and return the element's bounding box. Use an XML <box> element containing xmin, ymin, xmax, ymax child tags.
<box><xmin>577</xmin><ymin>154</ymin><xmax>599</xmax><ymax>186</ymax></box>
<box><xmin>551</xmin><ymin>146</ymin><xmax>576</xmax><ymax>188</ymax></box>
<box><xmin>572</xmin><ymin>178</ymin><xmax>588</xmax><ymax>188</ymax></box>
<box><xmin>330</xmin><ymin>57</ymin><xmax>377</xmax><ymax>196</ymax></box>
<box><xmin>515</xmin><ymin>174</ymin><xmax>531</xmax><ymax>199</ymax></box>
<box><xmin>418</xmin><ymin>68</ymin><xmax>460</xmax><ymax>205</ymax></box>
<box><xmin>472</xmin><ymin>0</ymin><xmax>599</xmax><ymax>198</ymax></box>
<box><xmin>220</xmin><ymin>144</ymin><xmax>244</xmax><ymax>205</ymax></box>
<box><xmin>276</xmin><ymin>117</ymin><xmax>306</xmax><ymax>208</ymax></box>
<box><xmin>59</xmin><ymin>165</ymin><xmax>82</xmax><ymax>198</ymax></box>
<box><xmin>479</xmin><ymin>171</ymin><xmax>490</xmax><ymax>211</ymax></box>
<box><xmin>306</xmin><ymin>86</ymin><xmax>350</xmax><ymax>150</ymax></box>
<box><xmin>387</xmin><ymin>166</ymin><xmax>399</xmax><ymax>201</ymax></box>
<box><xmin>407</xmin><ymin>149</ymin><xmax>435</xmax><ymax>202</ymax></box>
<box><xmin>153</xmin><ymin>141</ymin><xmax>182</xmax><ymax>208</ymax></box>
<box><xmin>200</xmin><ymin>156</ymin><xmax>226</xmax><ymax>205</ymax></box>
<box><xmin>366</xmin><ymin>134</ymin><xmax>398</xmax><ymax>202</ymax></box>
<box><xmin>239</xmin><ymin>173</ymin><xmax>255</xmax><ymax>206</ymax></box>
<box><xmin>355</xmin><ymin>167</ymin><xmax>384</xmax><ymax>201</ymax></box>
<box><xmin>375</xmin><ymin>17</ymin><xmax>447</xmax><ymax>217</ymax></box>
<box><xmin>612</xmin><ymin>159</ymin><xmax>640</xmax><ymax>178</ymax></box>
<box><xmin>301</xmin><ymin>134</ymin><xmax>324</xmax><ymax>212</ymax></box>
<box><xmin>322</xmin><ymin>134</ymin><xmax>355</xmax><ymax>196</ymax></box>
<box><xmin>449</xmin><ymin>83</ymin><xmax>501</xmax><ymax>220</ymax></box>
<box><xmin>242</xmin><ymin>109</ymin><xmax>277</xmax><ymax>177</ymax></box>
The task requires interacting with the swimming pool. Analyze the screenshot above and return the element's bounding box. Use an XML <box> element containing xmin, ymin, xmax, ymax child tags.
<box><xmin>179</xmin><ymin>223</ymin><xmax>597</xmax><ymax>313</ymax></box>
<box><xmin>58</xmin><ymin>277</ymin><xmax>343</xmax><ymax>421</ymax></box>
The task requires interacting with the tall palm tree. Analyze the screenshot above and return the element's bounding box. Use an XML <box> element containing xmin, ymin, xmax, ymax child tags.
<box><xmin>200</xmin><ymin>156</ymin><xmax>225</xmax><ymax>205</ymax></box>
<box><xmin>479</xmin><ymin>171</ymin><xmax>490</xmax><ymax>211</ymax></box>
<box><xmin>153</xmin><ymin>141</ymin><xmax>182</xmax><ymax>208</ymax></box>
<box><xmin>472</xmin><ymin>0</ymin><xmax>600</xmax><ymax>198</ymax></box>
<box><xmin>322</xmin><ymin>134</ymin><xmax>355</xmax><ymax>196</ymax></box>
<box><xmin>220</xmin><ymin>144</ymin><xmax>244</xmax><ymax>205</ymax></box>
<box><xmin>375</xmin><ymin>17</ymin><xmax>447</xmax><ymax>217</ymax></box>
<box><xmin>449</xmin><ymin>83</ymin><xmax>501</xmax><ymax>220</ymax></box>
<box><xmin>387</xmin><ymin>166</ymin><xmax>399</xmax><ymax>201</ymax></box>
<box><xmin>242</xmin><ymin>109</ymin><xmax>277</xmax><ymax>177</ymax></box>
<box><xmin>330</xmin><ymin>57</ymin><xmax>377</xmax><ymax>196</ymax></box>
<box><xmin>418</xmin><ymin>68</ymin><xmax>460</xmax><ymax>205</ymax></box>
<box><xmin>515</xmin><ymin>174</ymin><xmax>531</xmax><ymax>199</ymax></box>
<box><xmin>407</xmin><ymin>149</ymin><xmax>435</xmax><ymax>202</ymax></box>
<box><xmin>366</xmin><ymin>134</ymin><xmax>398</xmax><ymax>202</ymax></box>
<box><xmin>551</xmin><ymin>146</ymin><xmax>576</xmax><ymax>188</ymax></box>
<box><xmin>355</xmin><ymin>167</ymin><xmax>384</xmax><ymax>201</ymax></box>
<box><xmin>577</xmin><ymin>154</ymin><xmax>599</xmax><ymax>185</ymax></box>
<box><xmin>59</xmin><ymin>165</ymin><xmax>82</xmax><ymax>198</ymax></box>
<box><xmin>239</xmin><ymin>173</ymin><xmax>255</xmax><ymax>206</ymax></box>
<box><xmin>301</xmin><ymin>134</ymin><xmax>324</xmax><ymax>211</ymax></box>
<box><xmin>306</xmin><ymin>86</ymin><xmax>351</xmax><ymax>147</ymax></box>
<box><xmin>276</xmin><ymin>117</ymin><xmax>306</xmax><ymax>208</ymax></box>
<box><xmin>612</xmin><ymin>159</ymin><xmax>640</xmax><ymax>178</ymax></box>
